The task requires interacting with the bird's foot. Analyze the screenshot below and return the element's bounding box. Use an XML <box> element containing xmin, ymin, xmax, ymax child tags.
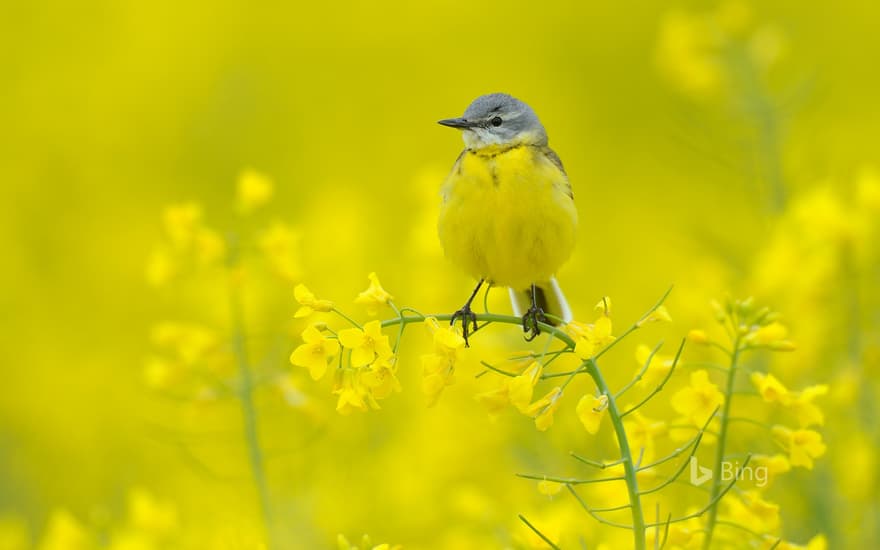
<box><xmin>450</xmin><ymin>303</ymin><xmax>479</xmax><ymax>348</ymax></box>
<box><xmin>522</xmin><ymin>305</ymin><xmax>547</xmax><ymax>342</ymax></box>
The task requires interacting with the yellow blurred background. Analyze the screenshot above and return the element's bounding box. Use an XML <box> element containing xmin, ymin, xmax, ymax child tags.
<box><xmin>1</xmin><ymin>0</ymin><xmax>878</xmax><ymax>548</ymax></box>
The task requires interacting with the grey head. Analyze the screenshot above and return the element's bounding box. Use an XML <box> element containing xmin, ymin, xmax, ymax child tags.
<box><xmin>438</xmin><ymin>93</ymin><xmax>548</xmax><ymax>149</ymax></box>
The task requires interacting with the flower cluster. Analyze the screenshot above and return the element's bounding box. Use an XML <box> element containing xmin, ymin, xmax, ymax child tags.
<box><xmin>655</xmin><ymin>0</ymin><xmax>786</xmax><ymax>101</ymax></box>
<box><xmin>146</xmin><ymin>202</ymin><xmax>226</xmax><ymax>287</ymax></box>
<box><xmin>289</xmin><ymin>275</ymin><xmax>403</xmax><ymax>414</ymax></box>
<box><xmin>421</xmin><ymin>317</ymin><xmax>465</xmax><ymax>406</ymax></box>
<box><xmin>682</xmin><ymin>296</ymin><xmax>828</xmax><ymax>547</ymax></box>
<box><xmin>143</xmin><ymin>321</ymin><xmax>231</xmax><ymax>396</ymax></box>
<box><xmin>20</xmin><ymin>489</ymin><xmax>179</xmax><ymax>550</ymax></box>
<box><xmin>141</xmin><ymin>171</ymin><xmax>838</xmax><ymax>550</ymax></box>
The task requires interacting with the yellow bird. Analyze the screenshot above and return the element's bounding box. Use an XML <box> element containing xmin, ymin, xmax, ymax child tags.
<box><xmin>437</xmin><ymin>93</ymin><xmax>578</xmax><ymax>344</ymax></box>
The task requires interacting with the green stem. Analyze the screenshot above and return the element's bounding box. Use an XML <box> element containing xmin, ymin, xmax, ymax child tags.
<box><xmin>229</xmin><ymin>277</ymin><xmax>274</xmax><ymax>548</ymax></box>
<box><xmin>586</xmin><ymin>359</ymin><xmax>646</xmax><ymax>550</ymax></box>
<box><xmin>381</xmin><ymin>312</ymin><xmax>576</xmax><ymax>348</ymax></box>
<box><xmin>332</xmin><ymin>307</ymin><xmax>363</xmax><ymax>329</ymax></box>
<box><xmin>703</xmin><ymin>338</ymin><xmax>741</xmax><ymax>549</ymax></box>
<box><xmin>375</xmin><ymin>295</ymin><xmax>673</xmax><ymax>549</ymax></box>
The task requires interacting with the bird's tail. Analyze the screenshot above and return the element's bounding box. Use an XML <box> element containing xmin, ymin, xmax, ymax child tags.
<box><xmin>508</xmin><ymin>277</ymin><xmax>572</xmax><ymax>325</ymax></box>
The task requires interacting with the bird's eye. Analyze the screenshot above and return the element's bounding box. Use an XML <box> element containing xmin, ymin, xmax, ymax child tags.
<box><xmin>490</xmin><ymin>116</ymin><xmax>503</xmax><ymax>127</ymax></box>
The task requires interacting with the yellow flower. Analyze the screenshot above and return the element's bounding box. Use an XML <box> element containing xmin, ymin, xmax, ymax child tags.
<box><xmin>526</xmin><ymin>386</ymin><xmax>563</xmax><ymax>431</ymax></box>
<box><xmin>576</xmin><ymin>393</ymin><xmax>607</xmax><ymax>434</ymax></box>
<box><xmin>259</xmin><ymin>222</ymin><xmax>301</xmax><ymax>282</ymax></box>
<box><xmin>634</xmin><ymin>344</ymin><xmax>675</xmax><ymax>388</ymax></box>
<box><xmin>752</xmin><ymin>373</ymin><xmax>828</xmax><ymax>427</ymax></box>
<box><xmin>744</xmin><ymin>321</ymin><xmax>795</xmax><ymax>350</ymax></box>
<box><xmin>163</xmin><ymin>202</ymin><xmax>202</xmax><ymax>248</ymax></box>
<box><xmin>151</xmin><ymin>322</ymin><xmax>218</xmax><ymax>365</ymax></box>
<box><xmin>143</xmin><ymin>357</ymin><xmax>176</xmax><ymax>389</ymax></box>
<box><xmin>290</xmin><ymin>325</ymin><xmax>340</xmax><ymax>380</ymax></box>
<box><xmin>354</xmin><ymin>272</ymin><xmax>394</xmax><ymax>315</ymax></box>
<box><xmin>338</xmin><ymin>320</ymin><xmax>393</xmax><ymax>367</ymax></box>
<box><xmin>569</xmin><ymin>314</ymin><xmax>614</xmax><ymax>359</ymax></box>
<box><xmin>37</xmin><ymin>509</ymin><xmax>93</xmax><ymax>550</ymax></box>
<box><xmin>360</xmin><ymin>357</ymin><xmax>401</xmax><ymax>400</ymax></box>
<box><xmin>723</xmin><ymin>490</ymin><xmax>780</xmax><ymax>533</ymax></box>
<box><xmin>751</xmin><ymin>372</ymin><xmax>792</xmax><ymax>405</ymax></box>
<box><xmin>791</xmin><ymin>384</ymin><xmax>828</xmax><ymax>428</ymax></box>
<box><xmin>146</xmin><ymin>248</ymin><xmax>177</xmax><ymax>287</ymax></box>
<box><xmin>636</xmin><ymin>305</ymin><xmax>672</xmax><ymax>326</ymax></box>
<box><xmin>507</xmin><ymin>361</ymin><xmax>542</xmax><ymax>413</ymax></box>
<box><xmin>236</xmin><ymin>168</ymin><xmax>274</xmax><ymax>213</ymax></box>
<box><xmin>751</xmin><ymin>454</ymin><xmax>791</xmax><ymax>486</ymax></box>
<box><xmin>537</xmin><ymin>480</ymin><xmax>563</xmax><ymax>496</ymax></box>
<box><xmin>127</xmin><ymin>488</ymin><xmax>177</xmax><ymax>535</ymax></box>
<box><xmin>420</xmin><ymin>318</ymin><xmax>466</xmax><ymax>406</ymax></box>
<box><xmin>672</xmin><ymin>369</ymin><xmax>724</xmax><ymax>426</ymax></box>
<box><xmin>772</xmin><ymin>426</ymin><xmax>827</xmax><ymax>469</ymax></box>
<box><xmin>421</xmin><ymin>354</ymin><xmax>452</xmax><ymax>405</ymax></box>
<box><xmin>623</xmin><ymin>410</ymin><xmax>667</xmax><ymax>459</ymax></box>
<box><xmin>475</xmin><ymin>384</ymin><xmax>510</xmax><ymax>416</ymax></box>
<box><xmin>193</xmin><ymin>227</ymin><xmax>226</xmax><ymax>265</ymax></box>
<box><xmin>655</xmin><ymin>9</ymin><xmax>725</xmax><ymax>99</ymax></box>
<box><xmin>333</xmin><ymin>368</ymin><xmax>374</xmax><ymax>414</ymax></box>
<box><xmin>294</xmin><ymin>283</ymin><xmax>334</xmax><ymax>318</ymax></box>
<box><xmin>686</xmin><ymin>329</ymin><xmax>710</xmax><ymax>344</ymax></box>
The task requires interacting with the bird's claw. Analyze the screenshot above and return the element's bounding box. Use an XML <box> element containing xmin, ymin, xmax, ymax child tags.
<box><xmin>522</xmin><ymin>305</ymin><xmax>546</xmax><ymax>342</ymax></box>
<box><xmin>450</xmin><ymin>304</ymin><xmax>479</xmax><ymax>347</ymax></box>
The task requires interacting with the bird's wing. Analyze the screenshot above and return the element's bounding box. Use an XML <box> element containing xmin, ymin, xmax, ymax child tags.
<box><xmin>542</xmin><ymin>147</ymin><xmax>573</xmax><ymax>200</ymax></box>
<box><xmin>441</xmin><ymin>149</ymin><xmax>467</xmax><ymax>204</ymax></box>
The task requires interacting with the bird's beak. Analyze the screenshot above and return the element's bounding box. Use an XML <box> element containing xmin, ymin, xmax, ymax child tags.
<box><xmin>437</xmin><ymin>117</ymin><xmax>477</xmax><ymax>129</ymax></box>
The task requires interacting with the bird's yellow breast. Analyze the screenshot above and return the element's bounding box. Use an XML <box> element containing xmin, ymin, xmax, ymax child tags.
<box><xmin>438</xmin><ymin>145</ymin><xmax>577</xmax><ymax>289</ymax></box>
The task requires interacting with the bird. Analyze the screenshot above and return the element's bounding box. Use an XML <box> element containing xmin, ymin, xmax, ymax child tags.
<box><xmin>437</xmin><ymin>93</ymin><xmax>577</xmax><ymax>345</ymax></box>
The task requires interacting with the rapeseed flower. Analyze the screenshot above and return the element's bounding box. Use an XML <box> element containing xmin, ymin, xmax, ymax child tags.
<box><xmin>474</xmin><ymin>384</ymin><xmax>510</xmax><ymax>417</ymax></box>
<box><xmin>790</xmin><ymin>384</ymin><xmax>828</xmax><ymax>428</ymax></box>
<box><xmin>236</xmin><ymin>168</ymin><xmax>274</xmax><ymax>213</ymax></box>
<box><xmin>622</xmin><ymin>410</ymin><xmax>667</xmax><ymax>459</ymax></box>
<box><xmin>361</xmin><ymin>357</ymin><xmax>401</xmax><ymax>400</ymax></box>
<box><xmin>507</xmin><ymin>361</ymin><xmax>542</xmax><ymax>413</ymax></box>
<box><xmin>751</xmin><ymin>372</ymin><xmax>792</xmax><ymax>404</ymax></box>
<box><xmin>575</xmin><ymin>393</ymin><xmax>607</xmax><ymax>435</ymax></box>
<box><xmin>163</xmin><ymin>202</ymin><xmax>202</xmax><ymax>248</ymax></box>
<box><xmin>421</xmin><ymin>318</ymin><xmax>465</xmax><ymax>406</ymax></box>
<box><xmin>294</xmin><ymin>283</ymin><xmax>334</xmax><ymax>317</ymax></box>
<box><xmin>338</xmin><ymin>320</ymin><xmax>393</xmax><ymax>367</ymax></box>
<box><xmin>354</xmin><ymin>272</ymin><xmax>394</xmax><ymax>315</ymax></box>
<box><xmin>723</xmin><ymin>490</ymin><xmax>780</xmax><ymax>533</ymax></box>
<box><xmin>672</xmin><ymin>369</ymin><xmax>724</xmax><ymax>426</ymax></box>
<box><xmin>290</xmin><ymin>325</ymin><xmax>340</xmax><ymax>380</ymax></box>
<box><xmin>772</xmin><ymin>426</ymin><xmax>827</xmax><ymax>469</ymax></box>
<box><xmin>636</xmin><ymin>305</ymin><xmax>672</xmax><ymax>326</ymax></box>
<box><xmin>526</xmin><ymin>387</ymin><xmax>563</xmax><ymax>431</ymax></box>
<box><xmin>568</xmin><ymin>307</ymin><xmax>615</xmax><ymax>359</ymax></box>
<box><xmin>744</xmin><ymin>321</ymin><xmax>795</xmax><ymax>350</ymax></box>
<box><xmin>259</xmin><ymin>222</ymin><xmax>301</xmax><ymax>281</ymax></box>
<box><xmin>333</xmin><ymin>368</ymin><xmax>373</xmax><ymax>414</ymax></box>
<box><xmin>750</xmin><ymin>454</ymin><xmax>791</xmax><ymax>487</ymax></box>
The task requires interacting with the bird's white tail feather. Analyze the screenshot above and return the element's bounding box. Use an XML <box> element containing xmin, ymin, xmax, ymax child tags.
<box><xmin>508</xmin><ymin>277</ymin><xmax>572</xmax><ymax>325</ymax></box>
